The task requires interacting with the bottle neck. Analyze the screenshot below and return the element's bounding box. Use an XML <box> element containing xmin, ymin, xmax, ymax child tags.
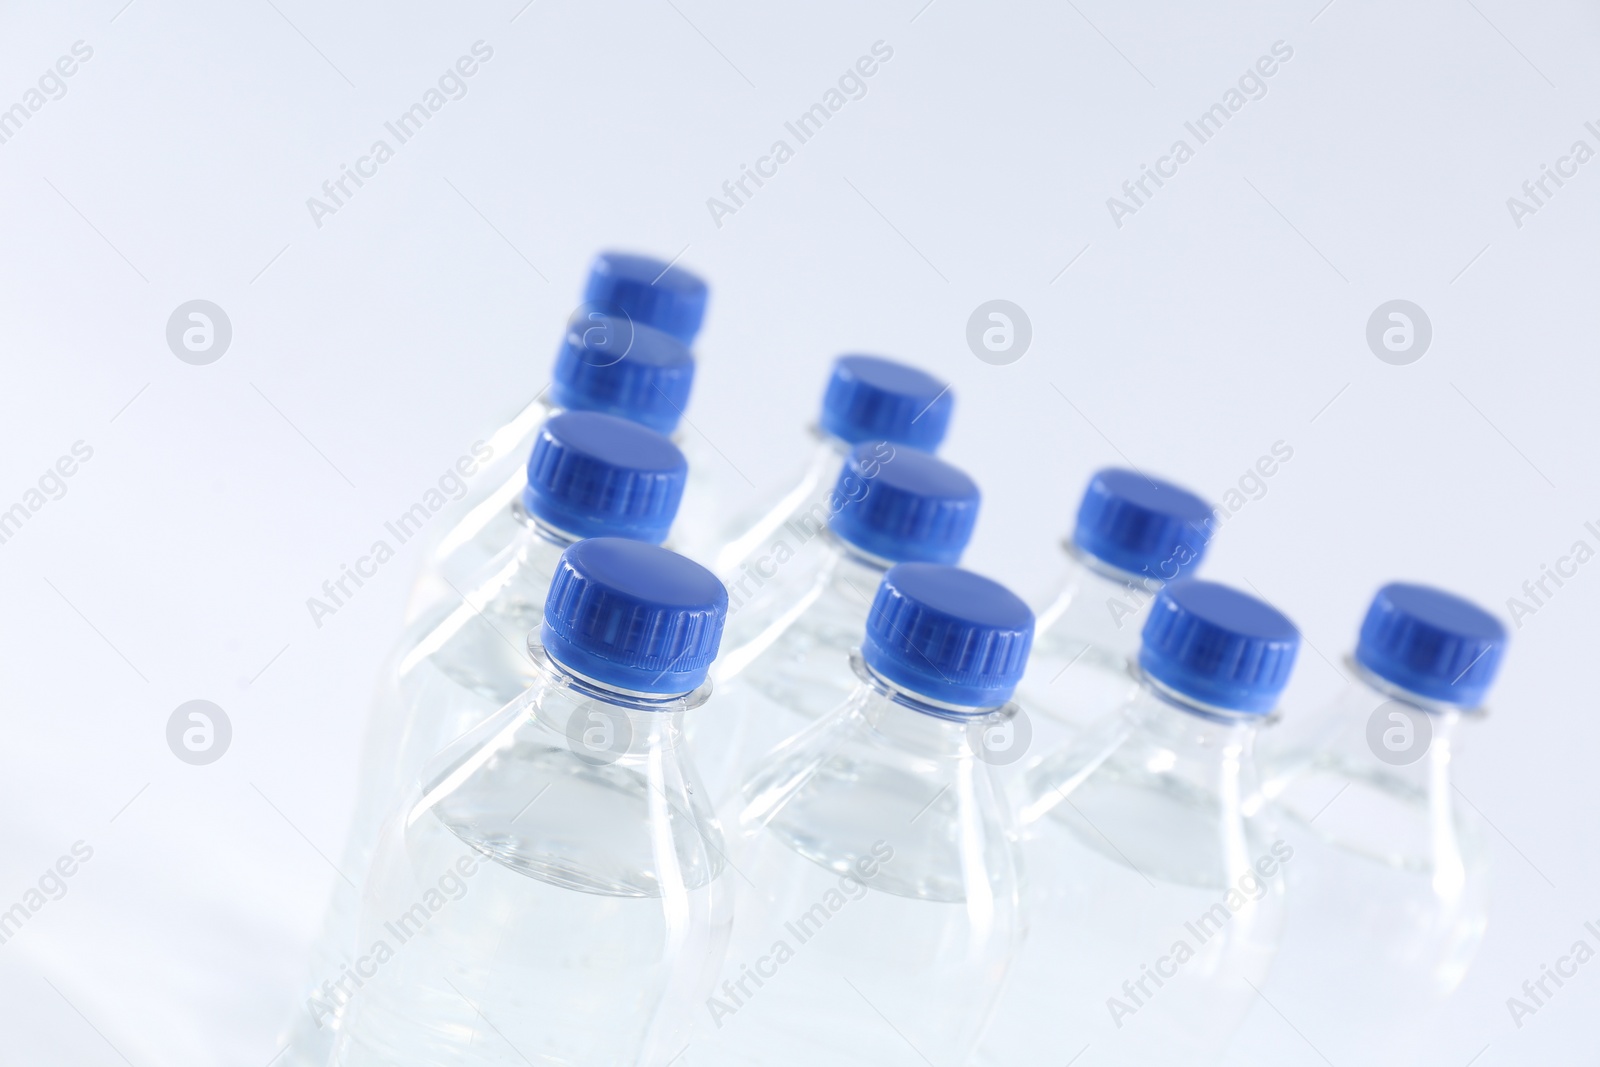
<box><xmin>1351</xmin><ymin>656</ymin><xmax>1484</xmax><ymax>721</ymax></box>
<box><xmin>810</xmin><ymin>423</ymin><xmax>862</xmax><ymax>458</ymax></box>
<box><xmin>517</xmin><ymin>502</ymin><xmax>582</xmax><ymax>546</ymax></box>
<box><xmin>1024</xmin><ymin>674</ymin><xmax>1266</xmax><ymax>827</ymax></box>
<box><xmin>819</xmin><ymin>530</ymin><xmax>896</xmax><ymax>592</ymax></box>
<box><xmin>713</xmin><ymin>530</ymin><xmax>888</xmax><ymax>681</ymax></box>
<box><xmin>410</xmin><ymin>636</ymin><xmax>726</xmax><ymax>899</ymax></box>
<box><xmin>1326</xmin><ymin>663</ymin><xmax>1473</xmax><ymax>791</ymax></box>
<box><xmin>488</xmin><ymin>394</ymin><xmax>557</xmax><ymax>455</ymax></box>
<box><xmin>1034</xmin><ymin>540</ymin><xmax>1165</xmax><ymax>664</ymax></box>
<box><xmin>1127</xmin><ymin>676</ymin><xmax>1269</xmax><ymax>746</ymax></box>
<box><xmin>523</xmin><ymin>642</ymin><xmax>709</xmax><ymax>754</ymax></box>
<box><xmin>797</xmin><ymin>430</ymin><xmax>856</xmax><ymax>506</ymax></box>
<box><xmin>396</xmin><ymin>512</ymin><xmax>579</xmax><ymax>678</ymax></box>
<box><xmin>848</xmin><ymin>651</ymin><xmax>1012</xmax><ymax>761</ymax></box>
<box><xmin>477</xmin><ymin>505</ymin><xmax>583</xmax><ymax>607</ymax></box>
<box><xmin>1260</xmin><ymin>661</ymin><xmax>1480</xmax><ymax>886</ymax></box>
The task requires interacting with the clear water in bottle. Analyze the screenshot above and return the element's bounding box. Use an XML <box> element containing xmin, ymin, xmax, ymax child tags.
<box><xmin>331</xmin><ymin>537</ymin><xmax>732</xmax><ymax>1067</ymax></box>
<box><xmin>982</xmin><ymin>580</ymin><xmax>1300</xmax><ymax>1067</ymax></box>
<box><xmin>281</xmin><ymin>412</ymin><xmax>687</xmax><ymax>1065</ymax></box>
<box><xmin>694</xmin><ymin>563</ymin><xmax>1034</xmax><ymax>1067</ymax></box>
<box><xmin>1257</xmin><ymin>583</ymin><xmax>1506</xmax><ymax>1067</ymax></box>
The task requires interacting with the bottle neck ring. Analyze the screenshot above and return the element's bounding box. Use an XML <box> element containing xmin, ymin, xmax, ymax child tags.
<box><xmin>525</xmin><ymin>640</ymin><xmax>712</xmax><ymax>712</ymax></box>
<box><xmin>849</xmin><ymin>648</ymin><xmax>1009</xmax><ymax>723</ymax></box>
<box><xmin>1137</xmin><ymin>666</ymin><xmax>1281</xmax><ymax>727</ymax></box>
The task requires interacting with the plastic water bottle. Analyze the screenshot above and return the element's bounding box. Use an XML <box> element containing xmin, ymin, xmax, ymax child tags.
<box><xmin>1019</xmin><ymin>468</ymin><xmax>1212</xmax><ymax>753</ymax></box>
<box><xmin>704</xmin><ymin>354</ymin><xmax>954</xmax><ymax>573</ymax></box>
<box><xmin>406</xmin><ymin>251</ymin><xmax>708</xmax><ymax>624</ymax></box>
<box><xmin>697</xmin><ymin>563</ymin><xmax>1033</xmax><ymax>1067</ymax></box>
<box><xmin>688</xmin><ymin>441</ymin><xmax>980</xmax><ymax>807</ymax></box>
<box><xmin>984</xmin><ymin>580</ymin><xmax>1300</xmax><ymax>1067</ymax></box>
<box><xmin>1255</xmin><ymin>583</ymin><xmax>1507</xmax><ymax>1066</ymax></box>
<box><xmin>379</xmin><ymin>410</ymin><xmax>690</xmax><ymax>808</ymax></box>
<box><xmin>330</xmin><ymin>537</ymin><xmax>731</xmax><ymax>1067</ymax></box>
<box><xmin>283</xmin><ymin>410</ymin><xmax>686</xmax><ymax>1064</ymax></box>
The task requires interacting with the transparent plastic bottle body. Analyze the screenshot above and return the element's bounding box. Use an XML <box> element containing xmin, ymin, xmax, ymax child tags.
<box><xmin>331</xmin><ymin>651</ymin><xmax>732</xmax><ymax>1067</ymax></box>
<box><xmin>404</xmin><ymin>401</ymin><xmax>718</xmax><ymax>626</ymax></box>
<box><xmin>689</xmin><ymin>536</ymin><xmax>888</xmax><ymax>808</ymax></box>
<box><xmin>1016</xmin><ymin>545</ymin><xmax>1155</xmax><ymax>753</ymax></box>
<box><xmin>708</xmin><ymin>432</ymin><xmax>850</xmax><ymax>576</ymax></box>
<box><xmin>1257</xmin><ymin>673</ymin><xmax>1489</xmax><ymax>1066</ymax></box>
<box><xmin>982</xmin><ymin>687</ymin><xmax>1286</xmax><ymax>1067</ymax></box>
<box><xmin>404</xmin><ymin>395</ymin><xmax>556</xmax><ymax>625</ymax></box>
<box><xmin>378</xmin><ymin>514</ymin><xmax>570</xmax><ymax>810</ymax></box>
<box><xmin>696</xmin><ymin>660</ymin><xmax>1024</xmax><ymax>1067</ymax></box>
<box><xmin>284</xmin><ymin>515</ymin><xmax>572</xmax><ymax>1062</ymax></box>
<box><xmin>670</xmin><ymin>430</ymin><xmax>751</xmax><ymax>566</ymax></box>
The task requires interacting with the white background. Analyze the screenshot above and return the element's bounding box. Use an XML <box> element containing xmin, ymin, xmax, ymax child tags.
<box><xmin>0</xmin><ymin>0</ymin><xmax>1595</xmax><ymax>1063</ymax></box>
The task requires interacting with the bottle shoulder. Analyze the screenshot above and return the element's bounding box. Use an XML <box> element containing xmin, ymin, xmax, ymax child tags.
<box><xmin>1260</xmin><ymin>678</ymin><xmax>1487</xmax><ymax>876</ymax></box>
<box><xmin>712</xmin><ymin>439</ymin><xmax>849</xmax><ymax>575</ymax></box>
<box><xmin>408</xmin><ymin>676</ymin><xmax>727</xmax><ymax>899</ymax></box>
<box><xmin>716</xmin><ymin>540</ymin><xmax>881</xmax><ymax>685</ymax></box>
<box><xmin>1025</xmin><ymin>690</ymin><xmax>1274</xmax><ymax>889</ymax></box>
<box><xmin>734</xmin><ymin>692</ymin><xmax>1021</xmax><ymax>904</ymax></box>
<box><xmin>397</xmin><ymin>532</ymin><xmax>566</xmax><ymax>690</ymax></box>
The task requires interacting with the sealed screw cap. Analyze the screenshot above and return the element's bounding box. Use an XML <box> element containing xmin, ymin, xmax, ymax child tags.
<box><xmin>829</xmin><ymin>443</ymin><xmax>980</xmax><ymax>565</ymax></box>
<box><xmin>542</xmin><ymin>537</ymin><xmax>727</xmax><ymax>694</ymax></box>
<box><xmin>1355</xmin><ymin>583</ymin><xmax>1506</xmax><ymax>707</ymax></box>
<box><xmin>819</xmin><ymin>355</ymin><xmax>953</xmax><ymax>451</ymax></box>
<box><xmin>1073</xmin><ymin>468</ymin><xmax>1213</xmax><ymax>580</ymax></box>
<box><xmin>524</xmin><ymin>411</ymin><xmax>687</xmax><ymax>544</ymax></box>
<box><xmin>1139</xmin><ymin>581</ymin><xmax>1299</xmax><ymax>713</ymax></box>
<box><xmin>550</xmin><ymin>320</ymin><xmax>695</xmax><ymax>436</ymax></box>
<box><xmin>863</xmin><ymin>563</ymin><xmax>1034</xmax><ymax>707</ymax></box>
<box><xmin>584</xmin><ymin>251</ymin><xmax>709</xmax><ymax>344</ymax></box>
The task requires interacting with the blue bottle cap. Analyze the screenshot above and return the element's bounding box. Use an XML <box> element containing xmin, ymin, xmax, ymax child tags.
<box><xmin>863</xmin><ymin>563</ymin><xmax>1034</xmax><ymax>707</ymax></box>
<box><xmin>584</xmin><ymin>251</ymin><xmax>709</xmax><ymax>344</ymax></box>
<box><xmin>1355</xmin><ymin>583</ymin><xmax>1506</xmax><ymax>707</ymax></box>
<box><xmin>550</xmin><ymin>320</ymin><xmax>695</xmax><ymax>436</ymax></box>
<box><xmin>523</xmin><ymin>411</ymin><xmax>686</xmax><ymax>544</ymax></box>
<box><xmin>542</xmin><ymin>538</ymin><xmax>727</xmax><ymax>695</ymax></box>
<box><xmin>1139</xmin><ymin>581</ymin><xmax>1299</xmax><ymax>714</ymax></box>
<box><xmin>818</xmin><ymin>355</ymin><xmax>953</xmax><ymax>452</ymax></box>
<box><xmin>829</xmin><ymin>443</ymin><xmax>980</xmax><ymax>565</ymax></box>
<box><xmin>1074</xmin><ymin>469</ymin><xmax>1213</xmax><ymax>581</ymax></box>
